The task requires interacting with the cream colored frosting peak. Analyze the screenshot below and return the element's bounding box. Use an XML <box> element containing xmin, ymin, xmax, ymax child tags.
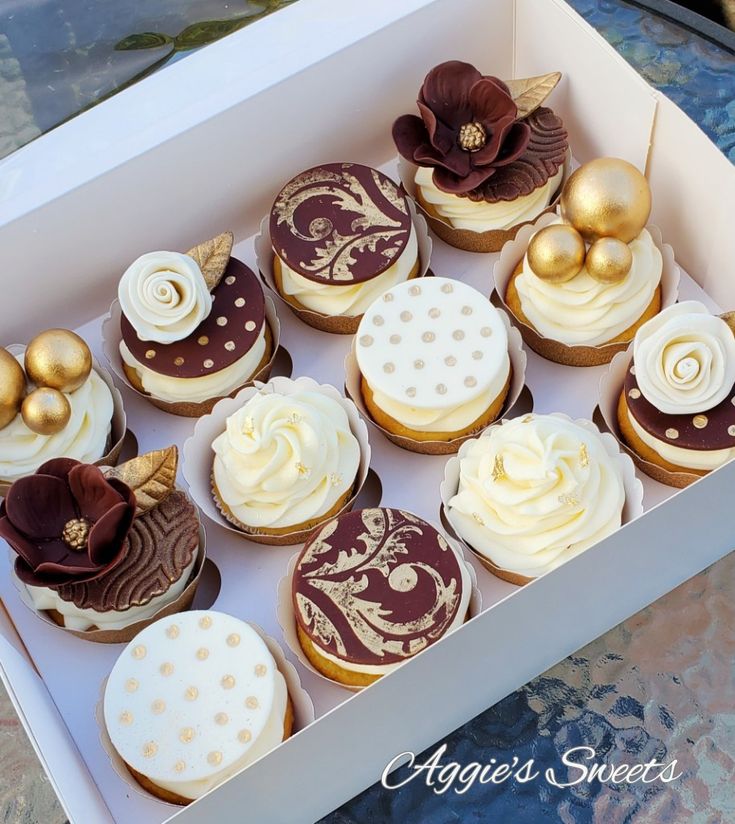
<box><xmin>212</xmin><ymin>389</ymin><xmax>360</xmax><ymax>530</ymax></box>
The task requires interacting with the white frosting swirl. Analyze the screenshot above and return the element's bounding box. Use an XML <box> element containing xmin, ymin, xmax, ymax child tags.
<box><xmin>277</xmin><ymin>224</ymin><xmax>418</xmax><ymax>316</ymax></box>
<box><xmin>212</xmin><ymin>390</ymin><xmax>360</xmax><ymax>530</ymax></box>
<box><xmin>515</xmin><ymin>217</ymin><xmax>662</xmax><ymax>346</ymax></box>
<box><xmin>632</xmin><ymin>301</ymin><xmax>735</xmax><ymax>414</ymax></box>
<box><xmin>0</xmin><ymin>361</ymin><xmax>113</xmax><ymax>483</ymax></box>
<box><xmin>448</xmin><ymin>414</ymin><xmax>626</xmax><ymax>578</ymax></box>
<box><xmin>119</xmin><ymin>323</ymin><xmax>267</xmax><ymax>404</ymax></box>
<box><xmin>415</xmin><ymin>165</ymin><xmax>564</xmax><ymax>232</ymax></box>
<box><xmin>119</xmin><ymin>251</ymin><xmax>212</xmax><ymax>343</ymax></box>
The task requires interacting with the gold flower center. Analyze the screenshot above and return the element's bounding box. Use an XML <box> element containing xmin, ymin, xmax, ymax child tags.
<box><xmin>458</xmin><ymin>121</ymin><xmax>487</xmax><ymax>152</ymax></box>
<box><xmin>62</xmin><ymin>518</ymin><xmax>90</xmax><ymax>551</ymax></box>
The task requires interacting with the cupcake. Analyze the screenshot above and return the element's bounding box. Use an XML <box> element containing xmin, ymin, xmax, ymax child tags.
<box><xmin>617</xmin><ymin>302</ymin><xmax>735</xmax><ymax>483</ymax></box>
<box><xmin>1</xmin><ymin>446</ymin><xmax>202</xmax><ymax>638</ymax></box>
<box><xmin>291</xmin><ymin>508</ymin><xmax>471</xmax><ymax>688</ymax></box>
<box><xmin>0</xmin><ymin>329</ymin><xmax>120</xmax><ymax>487</ymax></box>
<box><xmin>211</xmin><ymin>385</ymin><xmax>361</xmax><ymax>539</ymax></box>
<box><xmin>502</xmin><ymin>158</ymin><xmax>666</xmax><ymax>366</ymax></box>
<box><xmin>114</xmin><ymin>232</ymin><xmax>275</xmax><ymax>415</ymax></box>
<box><xmin>102</xmin><ymin>611</ymin><xmax>293</xmax><ymax>804</ymax></box>
<box><xmin>393</xmin><ymin>61</ymin><xmax>568</xmax><ymax>252</ymax></box>
<box><xmin>268</xmin><ymin>162</ymin><xmax>422</xmax><ymax>332</ymax></box>
<box><xmin>444</xmin><ymin>414</ymin><xmax>629</xmax><ymax>584</ymax></box>
<box><xmin>355</xmin><ymin>277</ymin><xmax>511</xmax><ymax>446</ymax></box>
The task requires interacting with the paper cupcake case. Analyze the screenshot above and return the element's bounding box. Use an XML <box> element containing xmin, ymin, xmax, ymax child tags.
<box><xmin>254</xmin><ymin>198</ymin><xmax>433</xmax><ymax>334</ymax></box>
<box><xmin>276</xmin><ymin>531</ymin><xmax>483</xmax><ymax>693</ymax></box>
<box><xmin>439</xmin><ymin>413</ymin><xmax>645</xmax><ymax>586</ymax></box>
<box><xmin>0</xmin><ymin>347</ymin><xmax>129</xmax><ymax>498</ymax></box>
<box><xmin>396</xmin><ymin>155</ymin><xmax>570</xmax><ymax>254</ymax></box>
<box><xmin>101</xmin><ymin>294</ymin><xmax>286</xmax><ymax>418</ymax></box>
<box><xmin>492</xmin><ymin>213</ymin><xmax>681</xmax><ymax>367</ymax></box>
<box><xmin>95</xmin><ymin>623</ymin><xmax>315</xmax><ymax>807</ymax></box>
<box><xmin>182</xmin><ymin>375</ymin><xmax>373</xmax><ymax>547</ymax></box>
<box><xmin>344</xmin><ymin>306</ymin><xmax>530</xmax><ymax>456</ymax></box>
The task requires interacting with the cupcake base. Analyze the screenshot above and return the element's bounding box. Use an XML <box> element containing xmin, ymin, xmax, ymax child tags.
<box><xmin>505</xmin><ymin>262</ymin><xmax>662</xmax><ymax>366</ymax></box>
<box><xmin>617</xmin><ymin>392</ymin><xmax>708</xmax><ymax>480</ymax></box>
<box><xmin>124</xmin><ymin>696</ymin><xmax>295</xmax><ymax>805</ymax></box>
<box><xmin>296</xmin><ymin>625</ymin><xmax>381</xmax><ymax>688</ymax></box>
<box><xmin>359</xmin><ymin>371</ymin><xmax>511</xmax><ymax>443</ymax></box>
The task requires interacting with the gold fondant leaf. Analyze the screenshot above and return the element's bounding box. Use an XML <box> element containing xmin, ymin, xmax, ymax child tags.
<box><xmin>186</xmin><ymin>231</ymin><xmax>234</xmax><ymax>291</ymax></box>
<box><xmin>106</xmin><ymin>446</ymin><xmax>178</xmax><ymax>514</ymax></box>
<box><xmin>505</xmin><ymin>72</ymin><xmax>562</xmax><ymax>119</ymax></box>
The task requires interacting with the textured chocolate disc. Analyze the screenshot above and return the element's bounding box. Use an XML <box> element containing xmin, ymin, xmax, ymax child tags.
<box><xmin>54</xmin><ymin>491</ymin><xmax>199</xmax><ymax>611</ymax></box>
<box><xmin>464</xmin><ymin>107</ymin><xmax>568</xmax><ymax>203</ymax></box>
<box><xmin>121</xmin><ymin>258</ymin><xmax>265</xmax><ymax>378</ymax></box>
<box><xmin>292</xmin><ymin>508</ymin><xmax>466</xmax><ymax>667</ymax></box>
<box><xmin>270</xmin><ymin>163</ymin><xmax>412</xmax><ymax>284</ymax></box>
<box><xmin>625</xmin><ymin>366</ymin><xmax>735</xmax><ymax>450</ymax></box>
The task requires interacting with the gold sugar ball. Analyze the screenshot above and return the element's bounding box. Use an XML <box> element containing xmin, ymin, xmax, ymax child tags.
<box><xmin>21</xmin><ymin>388</ymin><xmax>71</xmax><ymax>436</ymax></box>
<box><xmin>25</xmin><ymin>329</ymin><xmax>92</xmax><ymax>393</ymax></box>
<box><xmin>585</xmin><ymin>237</ymin><xmax>633</xmax><ymax>284</ymax></box>
<box><xmin>560</xmin><ymin>157</ymin><xmax>651</xmax><ymax>243</ymax></box>
<box><xmin>527</xmin><ymin>224</ymin><xmax>586</xmax><ymax>284</ymax></box>
<box><xmin>0</xmin><ymin>349</ymin><xmax>26</xmax><ymax>429</ymax></box>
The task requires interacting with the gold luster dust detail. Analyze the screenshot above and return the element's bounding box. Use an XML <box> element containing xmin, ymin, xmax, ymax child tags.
<box><xmin>225</xmin><ymin>276</ymin><xmax>236</xmax><ymax>285</ymax></box>
<box><xmin>174</xmin><ymin>356</ymin><xmax>185</xmax><ymax>367</ymax></box>
<box><xmin>238</xmin><ymin>729</ymin><xmax>252</xmax><ymax>744</ymax></box>
<box><xmin>216</xmin><ymin>316</ymin><xmax>228</xmax><ymax>327</ymax></box>
<box><xmin>185</xmin><ymin>686</ymin><xmax>199</xmax><ymax>701</ymax></box>
<box><xmin>204</xmin><ymin>359</ymin><xmax>214</xmax><ymax>369</ymax></box>
<box><xmin>180</xmin><ymin>727</ymin><xmax>195</xmax><ymax>744</ymax></box>
<box><xmin>422</xmin><ymin>331</ymin><xmax>436</xmax><ymax>343</ymax></box>
<box><xmin>166</xmin><ymin>625</ymin><xmax>180</xmax><ymax>639</ymax></box>
<box><xmin>383</xmin><ymin>292</ymin><xmax>394</xmax><ymax>302</ymax></box>
<box><xmin>295</xmin><ymin>461</ymin><xmax>311</xmax><ymax>477</ymax></box>
<box><xmin>436</xmin><ymin>383</ymin><xmax>447</xmax><ymax>395</ymax></box>
<box><xmin>226</xmin><ymin>633</ymin><xmax>240</xmax><ymax>647</ymax></box>
<box><xmin>445</xmin><ymin>356</ymin><xmax>457</xmax><ymax>367</ymax></box>
<box><xmin>429</xmin><ymin>308</ymin><xmax>441</xmax><ymax>319</ymax></box>
<box><xmin>287</xmin><ymin>412</ymin><xmax>301</xmax><ymax>424</ymax></box>
<box><xmin>143</xmin><ymin>742</ymin><xmax>158</xmax><ymax>759</ymax></box>
<box><xmin>472</xmin><ymin>512</ymin><xmax>485</xmax><ymax>525</ymax></box>
<box><xmin>198</xmin><ymin>335</ymin><xmax>209</xmax><ymax>346</ymax></box>
<box><xmin>224</xmin><ymin>340</ymin><xmax>235</xmax><ymax>352</ymax></box>
<box><xmin>208</xmin><ymin>751</ymin><xmax>223</xmax><ymax>766</ymax></box>
<box><xmin>441</xmin><ymin>283</ymin><xmax>454</xmax><ymax>294</ymax></box>
<box><xmin>472</xmin><ymin>351</ymin><xmax>483</xmax><ymax>360</ymax></box>
<box><xmin>215</xmin><ymin>713</ymin><xmax>229</xmax><ymax>726</ymax></box>
<box><xmin>199</xmin><ymin>616</ymin><xmax>213</xmax><ymax>629</ymax></box>
<box><xmin>160</xmin><ymin>662</ymin><xmax>174</xmax><ymax>677</ymax></box>
<box><xmin>330</xmin><ymin>472</ymin><xmax>343</xmax><ymax>487</ymax></box>
<box><xmin>522</xmin><ymin>415</ymin><xmax>533</xmax><ymax>423</ymax></box>
<box><xmin>579</xmin><ymin>443</ymin><xmax>589</xmax><ymax>468</ymax></box>
<box><xmin>693</xmin><ymin>415</ymin><xmax>708</xmax><ymax>429</ymax></box>
<box><xmin>400</xmin><ymin>311</ymin><xmax>412</xmax><ymax>322</ymax></box>
<box><xmin>359</xmin><ymin>335</ymin><xmax>373</xmax><ymax>347</ymax></box>
<box><xmin>152</xmin><ymin>700</ymin><xmax>166</xmax><ymax>715</ymax></box>
<box><xmin>383</xmin><ymin>362</ymin><xmax>395</xmax><ymax>373</ymax></box>
<box><xmin>414</xmin><ymin>359</ymin><xmax>425</xmax><ymax>370</ymax></box>
<box><xmin>145</xmin><ymin>350</ymin><xmax>156</xmax><ymax>360</ymax></box>
<box><xmin>481</xmin><ymin>327</ymin><xmax>492</xmax><ymax>337</ymax></box>
<box><xmin>491</xmin><ymin>454</ymin><xmax>506</xmax><ymax>482</ymax></box>
<box><xmin>255</xmin><ymin>664</ymin><xmax>267</xmax><ymax>677</ymax></box>
<box><xmin>558</xmin><ymin>492</ymin><xmax>579</xmax><ymax>506</ymax></box>
<box><xmin>389</xmin><ymin>334</ymin><xmax>401</xmax><ymax>344</ymax></box>
<box><xmin>453</xmin><ymin>330</ymin><xmax>465</xmax><ymax>341</ymax></box>
<box><xmin>119</xmin><ymin>711</ymin><xmax>133</xmax><ymax>726</ymax></box>
<box><xmin>235</xmin><ymin>297</ymin><xmax>245</xmax><ymax>308</ymax></box>
<box><xmin>729</xmin><ymin>425</ymin><xmax>735</xmax><ymax>437</ymax></box>
<box><xmin>221</xmin><ymin>675</ymin><xmax>236</xmax><ymax>690</ymax></box>
<box><xmin>373</xmin><ymin>315</ymin><xmax>385</xmax><ymax>326</ymax></box>
<box><xmin>196</xmin><ymin>647</ymin><xmax>209</xmax><ymax>660</ymax></box>
<box><xmin>461</xmin><ymin>306</ymin><xmax>473</xmax><ymax>316</ymax></box>
<box><xmin>132</xmin><ymin>645</ymin><xmax>146</xmax><ymax>660</ymax></box>
<box><xmin>174</xmin><ymin>761</ymin><xmax>186</xmax><ymax>774</ymax></box>
<box><xmin>246</xmin><ymin>696</ymin><xmax>259</xmax><ymax>709</ymax></box>
<box><xmin>408</xmin><ymin>285</ymin><xmax>421</xmax><ymax>296</ymax></box>
<box><xmin>245</xmin><ymin>320</ymin><xmax>257</xmax><ymax>332</ymax></box>
<box><xmin>406</xmin><ymin>387</ymin><xmax>416</xmax><ymax>398</ymax></box>
<box><xmin>125</xmin><ymin>678</ymin><xmax>139</xmax><ymax>693</ymax></box>
<box><xmin>464</xmin><ymin>376</ymin><xmax>477</xmax><ymax>388</ymax></box>
<box><xmin>666</xmin><ymin>428</ymin><xmax>679</xmax><ymax>440</ymax></box>
<box><xmin>629</xmin><ymin>388</ymin><xmax>641</xmax><ymax>399</ymax></box>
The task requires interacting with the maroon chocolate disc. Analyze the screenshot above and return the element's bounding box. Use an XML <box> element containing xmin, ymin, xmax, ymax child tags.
<box><xmin>270</xmin><ymin>163</ymin><xmax>413</xmax><ymax>285</ymax></box>
<box><xmin>121</xmin><ymin>257</ymin><xmax>265</xmax><ymax>379</ymax></box>
<box><xmin>292</xmin><ymin>508</ymin><xmax>467</xmax><ymax>667</ymax></box>
<box><xmin>464</xmin><ymin>107</ymin><xmax>568</xmax><ymax>203</ymax></box>
<box><xmin>625</xmin><ymin>365</ymin><xmax>735</xmax><ymax>450</ymax></box>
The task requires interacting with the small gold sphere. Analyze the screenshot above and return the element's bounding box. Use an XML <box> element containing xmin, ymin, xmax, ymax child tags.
<box><xmin>527</xmin><ymin>224</ymin><xmax>586</xmax><ymax>283</ymax></box>
<box><xmin>585</xmin><ymin>237</ymin><xmax>633</xmax><ymax>284</ymax></box>
<box><xmin>0</xmin><ymin>349</ymin><xmax>26</xmax><ymax>429</ymax></box>
<box><xmin>21</xmin><ymin>387</ymin><xmax>71</xmax><ymax>436</ymax></box>
<box><xmin>560</xmin><ymin>157</ymin><xmax>651</xmax><ymax>243</ymax></box>
<box><xmin>24</xmin><ymin>329</ymin><xmax>92</xmax><ymax>393</ymax></box>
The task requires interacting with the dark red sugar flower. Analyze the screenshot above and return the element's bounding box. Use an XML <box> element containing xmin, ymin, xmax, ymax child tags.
<box><xmin>392</xmin><ymin>60</ymin><xmax>531</xmax><ymax>195</ymax></box>
<box><xmin>0</xmin><ymin>458</ymin><xmax>136</xmax><ymax>587</ymax></box>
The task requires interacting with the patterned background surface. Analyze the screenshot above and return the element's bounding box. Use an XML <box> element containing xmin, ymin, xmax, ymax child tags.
<box><xmin>0</xmin><ymin>1</ymin><xmax>733</xmax><ymax>822</ymax></box>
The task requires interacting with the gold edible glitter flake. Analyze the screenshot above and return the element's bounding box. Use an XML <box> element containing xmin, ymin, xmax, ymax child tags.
<box><xmin>579</xmin><ymin>443</ymin><xmax>589</xmax><ymax>468</ymax></box>
<box><xmin>491</xmin><ymin>454</ymin><xmax>506</xmax><ymax>482</ymax></box>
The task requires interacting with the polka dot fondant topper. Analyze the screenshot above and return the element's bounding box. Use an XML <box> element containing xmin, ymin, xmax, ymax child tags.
<box><xmin>121</xmin><ymin>258</ymin><xmax>265</xmax><ymax>379</ymax></box>
<box><xmin>356</xmin><ymin>277</ymin><xmax>509</xmax><ymax>409</ymax></box>
<box><xmin>103</xmin><ymin>612</ymin><xmax>278</xmax><ymax>785</ymax></box>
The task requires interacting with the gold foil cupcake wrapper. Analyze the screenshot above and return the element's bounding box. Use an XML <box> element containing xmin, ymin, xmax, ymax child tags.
<box><xmin>95</xmin><ymin>621</ymin><xmax>315</xmax><ymax>806</ymax></box>
<box><xmin>275</xmin><ymin>527</ymin><xmax>483</xmax><ymax>693</ymax></box>
<box><xmin>492</xmin><ymin>214</ymin><xmax>681</xmax><ymax>367</ymax></box>
<box><xmin>182</xmin><ymin>375</ymin><xmax>373</xmax><ymax>546</ymax></box>
<box><xmin>344</xmin><ymin>306</ymin><xmax>530</xmax><ymax>455</ymax></box>
<box><xmin>397</xmin><ymin>154</ymin><xmax>569</xmax><ymax>254</ymax></box>
<box><xmin>254</xmin><ymin>196</ymin><xmax>433</xmax><ymax>334</ymax></box>
<box><xmin>439</xmin><ymin>412</ymin><xmax>644</xmax><ymax>585</ymax></box>
<box><xmin>101</xmin><ymin>295</ymin><xmax>286</xmax><ymax>417</ymax></box>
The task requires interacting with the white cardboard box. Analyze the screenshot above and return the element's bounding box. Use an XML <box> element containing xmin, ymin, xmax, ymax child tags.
<box><xmin>1</xmin><ymin>1</ymin><xmax>734</xmax><ymax>822</ymax></box>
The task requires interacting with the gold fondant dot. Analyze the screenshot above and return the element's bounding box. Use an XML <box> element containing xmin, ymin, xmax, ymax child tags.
<box><xmin>414</xmin><ymin>359</ymin><xmax>425</xmax><ymax>370</ymax></box>
<box><xmin>436</xmin><ymin>384</ymin><xmax>447</xmax><ymax>395</ymax></box>
<box><xmin>255</xmin><ymin>664</ymin><xmax>267</xmax><ymax>677</ymax></box>
<box><xmin>666</xmin><ymin>428</ymin><xmax>679</xmax><ymax>440</ymax></box>
<box><xmin>174</xmin><ymin>761</ymin><xmax>186</xmax><ymax>773</ymax></box>
<box><xmin>693</xmin><ymin>415</ymin><xmax>708</xmax><ymax>429</ymax></box>
<box><xmin>215</xmin><ymin>713</ymin><xmax>229</xmax><ymax>726</ymax></box>
<box><xmin>119</xmin><ymin>711</ymin><xmax>133</xmax><ymax>725</ymax></box>
<box><xmin>400</xmin><ymin>311</ymin><xmax>412</xmax><ymax>322</ymax></box>
<box><xmin>152</xmin><ymin>700</ymin><xmax>165</xmax><ymax>715</ymax></box>
<box><xmin>245</xmin><ymin>696</ymin><xmax>259</xmax><ymax>709</ymax></box>
<box><xmin>461</xmin><ymin>306</ymin><xmax>473</xmax><ymax>315</ymax></box>
<box><xmin>203</xmin><ymin>358</ymin><xmax>214</xmax><ymax>369</ymax></box>
<box><xmin>359</xmin><ymin>335</ymin><xmax>373</xmax><ymax>347</ymax></box>
<box><xmin>143</xmin><ymin>742</ymin><xmax>158</xmax><ymax>759</ymax></box>
<box><xmin>166</xmin><ymin>625</ymin><xmax>180</xmax><ymax>639</ymax></box>
<box><xmin>383</xmin><ymin>292</ymin><xmax>394</xmax><ymax>302</ymax></box>
<box><xmin>472</xmin><ymin>351</ymin><xmax>483</xmax><ymax>360</ymax></box>
<box><xmin>226</xmin><ymin>633</ymin><xmax>240</xmax><ymax>647</ymax></box>
<box><xmin>198</xmin><ymin>335</ymin><xmax>209</xmax><ymax>346</ymax></box>
<box><xmin>453</xmin><ymin>330</ymin><xmax>465</xmax><ymax>341</ymax></box>
<box><xmin>465</xmin><ymin>376</ymin><xmax>477</xmax><ymax>388</ymax></box>
<box><xmin>179</xmin><ymin>727</ymin><xmax>195</xmax><ymax>744</ymax></box>
<box><xmin>245</xmin><ymin>320</ymin><xmax>257</xmax><ymax>332</ymax></box>
<box><xmin>235</xmin><ymin>297</ymin><xmax>245</xmax><ymax>308</ymax></box>
<box><xmin>481</xmin><ymin>327</ymin><xmax>492</xmax><ymax>337</ymax></box>
<box><xmin>422</xmin><ymin>331</ymin><xmax>436</xmax><ymax>343</ymax></box>
<box><xmin>145</xmin><ymin>350</ymin><xmax>156</xmax><ymax>360</ymax></box>
<box><xmin>445</xmin><ymin>355</ymin><xmax>457</xmax><ymax>367</ymax></box>
<box><xmin>131</xmin><ymin>645</ymin><xmax>146</xmax><ymax>660</ymax></box>
<box><xmin>208</xmin><ymin>751</ymin><xmax>223</xmax><ymax>766</ymax></box>
<box><xmin>629</xmin><ymin>388</ymin><xmax>641</xmax><ymax>399</ymax></box>
<box><xmin>225</xmin><ymin>275</ymin><xmax>236</xmax><ymax>285</ymax></box>
<box><xmin>199</xmin><ymin>616</ymin><xmax>212</xmax><ymax>629</ymax></box>
<box><xmin>382</xmin><ymin>362</ymin><xmax>395</xmax><ymax>374</ymax></box>
<box><xmin>389</xmin><ymin>334</ymin><xmax>401</xmax><ymax>344</ymax></box>
<box><xmin>216</xmin><ymin>316</ymin><xmax>228</xmax><ymax>327</ymax></box>
<box><xmin>429</xmin><ymin>308</ymin><xmax>441</xmax><ymax>319</ymax></box>
<box><xmin>238</xmin><ymin>729</ymin><xmax>253</xmax><ymax>744</ymax></box>
<box><xmin>185</xmin><ymin>686</ymin><xmax>199</xmax><ymax>701</ymax></box>
<box><xmin>160</xmin><ymin>662</ymin><xmax>174</xmax><ymax>677</ymax></box>
<box><xmin>441</xmin><ymin>283</ymin><xmax>454</xmax><ymax>294</ymax></box>
<box><xmin>221</xmin><ymin>675</ymin><xmax>236</xmax><ymax>690</ymax></box>
<box><xmin>125</xmin><ymin>679</ymin><xmax>138</xmax><ymax>693</ymax></box>
<box><xmin>406</xmin><ymin>387</ymin><xmax>416</xmax><ymax>398</ymax></box>
<box><xmin>372</xmin><ymin>315</ymin><xmax>384</xmax><ymax>326</ymax></box>
<box><xmin>408</xmin><ymin>285</ymin><xmax>421</xmax><ymax>296</ymax></box>
<box><xmin>174</xmin><ymin>356</ymin><xmax>185</xmax><ymax>367</ymax></box>
<box><xmin>729</xmin><ymin>425</ymin><xmax>735</xmax><ymax>437</ymax></box>
<box><xmin>196</xmin><ymin>647</ymin><xmax>209</xmax><ymax>660</ymax></box>
<box><xmin>224</xmin><ymin>340</ymin><xmax>235</xmax><ymax>352</ymax></box>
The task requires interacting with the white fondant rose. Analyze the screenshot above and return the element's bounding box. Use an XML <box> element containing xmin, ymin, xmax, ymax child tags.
<box><xmin>118</xmin><ymin>251</ymin><xmax>212</xmax><ymax>343</ymax></box>
<box><xmin>633</xmin><ymin>301</ymin><xmax>735</xmax><ymax>414</ymax></box>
